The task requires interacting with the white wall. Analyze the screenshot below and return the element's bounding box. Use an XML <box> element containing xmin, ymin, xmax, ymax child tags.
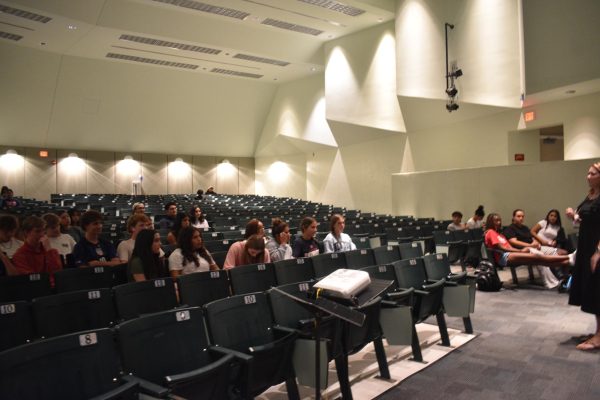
<box><xmin>0</xmin><ymin>42</ymin><xmax>277</xmax><ymax>157</ymax></box>
<box><xmin>0</xmin><ymin>146</ymin><xmax>254</xmax><ymax>200</ymax></box>
<box><xmin>392</xmin><ymin>158</ymin><xmax>595</xmax><ymax>233</ymax></box>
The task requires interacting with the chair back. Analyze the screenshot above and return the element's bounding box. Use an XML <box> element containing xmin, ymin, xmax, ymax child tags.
<box><xmin>0</xmin><ymin>301</ymin><xmax>34</xmax><ymax>351</ymax></box>
<box><xmin>344</xmin><ymin>248</ymin><xmax>376</xmax><ymax>269</ymax></box>
<box><xmin>0</xmin><ymin>273</ymin><xmax>51</xmax><ymax>302</ymax></box>
<box><xmin>311</xmin><ymin>252</ymin><xmax>347</xmax><ymax>278</ymax></box>
<box><xmin>178</xmin><ymin>270</ymin><xmax>230</xmax><ymax>307</ymax></box>
<box><xmin>273</xmin><ymin>257</ymin><xmax>315</xmax><ymax>285</ymax></box>
<box><xmin>54</xmin><ymin>266</ymin><xmax>113</xmax><ymax>293</ymax></box>
<box><xmin>229</xmin><ymin>263</ymin><xmax>277</xmax><ymax>295</ymax></box>
<box><xmin>114</xmin><ymin>278</ymin><xmax>178</xmax><ymax>320</ymax></box>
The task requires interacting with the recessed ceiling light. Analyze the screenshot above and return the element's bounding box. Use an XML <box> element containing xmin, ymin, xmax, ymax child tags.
<box><xmin>310</xmin><ymin>67</ymin><xmax>316</xmax><ymax>71</ymax></box>
<box><xmin>377</xmin><ymin>17</ymin><xmax>383</xmax><ymax>22</ymax></box>
<box><xmin>273</xmin><ymin>78</ymin><xmax>278</xmax><ymax>81</ymax></box>
<box><xmin>565</xmin><ymin>89</ymin><xmax>576</xmax><ymax>94</ymax></box>
<box><xmin>40</xmin><ymin>42</ymin><xmax>46</xmax><ymax>46</ymax></box>
<box><xmin>67</xmin><ymin>24</ymin><xmax>77</xmax><ymax>30</ymax></box>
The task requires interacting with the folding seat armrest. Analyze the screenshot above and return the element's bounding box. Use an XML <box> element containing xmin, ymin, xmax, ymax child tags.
<box><xmin>121</xmin><ymin>374</ymin><xmax>170</xmax><ymax>398</ymax></box>
<box><xmin>211</xmin><ymin>346</ymin><xmax>253</xmax><ymax>362</ymax></box>
<box><xmin>448</xmin><ymin>240</ymin><xmax>464</xmax><ymax>245</ymax></box>
<box><xmin>165</xmin><ymin>353</ymin><xmax>236</xmax><ymax>387</ymax></box>
<box><xmin>386</xmin><ymin>287</ymin><xmax>414</xmax><ymax>302</ymax></box>
<box><xmin>441</xmin><ymin>280</ymin><xmax>458</xmax><ymax>286</ymax></box>
<box><xmin>249</xmin><ymin>326</ymin><xmax>297</xmax><ymax>353</ymax></box>
<box><xmin>413</xmin><ymin>289</ymin><xmax>430</xmax><ymax>296</ymax></box>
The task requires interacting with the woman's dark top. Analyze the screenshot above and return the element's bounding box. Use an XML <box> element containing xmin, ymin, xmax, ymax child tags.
<box><xmin>569</xmin><ymin>196</ymin><xmax>600</xmax><ymax>314</ymax></box>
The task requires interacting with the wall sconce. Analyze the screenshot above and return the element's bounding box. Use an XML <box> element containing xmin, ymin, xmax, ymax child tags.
<box><xmin>62</xmin><ymin>152</ymin><xmax>85</xmax><ymax>173</ymax></box>
<box><xmin>220</xmin><ymin>159</ymin><xmax>230</xmax><ymax>164</ymax></box>
<box><xmin>0</xmin><ymin>149</ymin><xmax>24</xmax><ymax>171</ymax></box>
<box><xmin>117</xmin><ymin>155</ymin><xmax>140</xmax><ymax>175</ymax></box>
<box><xmin>170</xmin><ymin>157</ymin><xmax>190</xmax><ymax>176</ymax></box>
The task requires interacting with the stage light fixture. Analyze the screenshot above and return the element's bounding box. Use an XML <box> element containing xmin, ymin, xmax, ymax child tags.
<box><xmin>446</xmin><ymin>102</ymin><xmax>459</xmax><ymax>112</ymax></box>
<box><xmin>446</xmin><ymin>87</ymin><xmax>458</xmax><ymax>97</ymax></box>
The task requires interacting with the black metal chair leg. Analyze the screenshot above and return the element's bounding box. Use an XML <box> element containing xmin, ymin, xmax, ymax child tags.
<box><xmin>334</xmin><ymin>354</ymin><xmax>353</xmax><ymax>400</ymax></box>
<box><xmin>436</xmin><ymin>312</ymin><xmax>451</xmax><ymax>346</ymax></box>
<box><xmin>410</xmin><ymin>325</ymin><xmax>423</xmax><ymax>362</ymax></box>
<box><xmin>372</xmin><ymin>337</ymin><xmax>390</xmax><ymax>379</ymax></box>
<box><xmin>462</xmin><ymin>316</ymin><xmax>473</xmax><ymax>334</ymax></box>
<box><xmin>285</xmin><ymin>377</ymin><xmax>300</xmax><ymax>400</ymax></box>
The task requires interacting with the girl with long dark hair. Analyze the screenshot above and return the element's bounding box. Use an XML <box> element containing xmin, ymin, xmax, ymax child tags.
<box><xmin>168</xmin><ymin>227</ymin><xmax>218</xmax><ymax>276</ymax></box>
<box><xmin>129</xmin><ymin>229</ymin><xmax>164</xmax><ymax>282</ymax></box>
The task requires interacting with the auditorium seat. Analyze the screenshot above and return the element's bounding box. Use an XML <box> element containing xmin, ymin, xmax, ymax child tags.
<box><xmin>114</xmin><ymin>278</ymin><xmax>178</xmax><ymax>320</ymax></box>
<box><xmin>0</xmin><ymin>301</ymin><xmax>34</xmax><ymax>351</ymax></box>
<box><xmin>0</xmin><ymin>273</ymin><xmax>52</xmax><ymax>302</ymax></box>
<box><xmin>178</xmin><ymin>270</ymin><xmax>230</xmax><ymax>307</ymax></box>
<box><xmin>344</xmin><ymin>248</ymin><xmax>376</xmax><ymax>269</ymax></box>
<box><xmin>311</xmin><ymin>252</ymin><xmax>347</xmax><ymax>278</ymax></box>
<box><xmin>273</xmin><ymin>257</ymin><xmax>315</xmax><ymax>285</ymax></box>
<box><xmin>372</xmin><ymin>245</ymin><xmax>402</xmax><ymax>265</ymax></box>
<box><xmin>204</xmin><ymin>292</ymin><xmax>300</xmax><ymax>399</ymax></box>
<box><xmin>116</xmin><ymin>307</ymin><xmax>236</xmax><ymax>399</ymax></box>
<box><xmin>53</xmin><ymin>266</ymin><xmax>114</xmax><ymax>293</ymax></box>
<box><xmin>398</xmin><ymin>241</ymin><xmax>424</xmax><ymax>259</ymax></box>
<box><xmin>228</xmin><ymin>262</ymin><xmax>277</xmax><ymax>295</ymax></box>
<box><xmin>32</xmin><ymin>288</ymin><xmax>116</xmax><ymax>339</ymax></box>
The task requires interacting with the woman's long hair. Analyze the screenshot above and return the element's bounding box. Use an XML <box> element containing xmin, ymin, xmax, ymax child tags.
<box><xmin>271</xmin><ymin>218</ymin><xmax>288</xmax><ymax>243</ymax></box>
<box><xmin>177</xmin><ymin>227</ymin><xmax>212</xmax><ymax>267</ymax></box>
<box><xmin>241</xmin><ymin>234</ymin><xmax>267</xmax><ymax>265</ymax></box>
<box><xmin>189</xmin><ymin>206</ymin><xmax>205</xmax><ymax>225</ymax></box>
<box><xmin>130</xmin><ymin>229</ymin><xmax>162</xmax><ymax>279</ymax></box>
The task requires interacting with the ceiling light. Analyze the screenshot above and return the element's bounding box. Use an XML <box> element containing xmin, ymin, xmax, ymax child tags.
<box><xmin>450</xmin><ymin>68</ymin><xmax>463</xmax><ymax>78</ymax></box>
<box><xmin>310</xmin><ymin>67</ymin><xmax>316</xmax><ymax>71</ymax></box>
<box><xmin>67</xmin><ymin>24</ymin><xmax>77</xmax><ymax>30</ymax></box>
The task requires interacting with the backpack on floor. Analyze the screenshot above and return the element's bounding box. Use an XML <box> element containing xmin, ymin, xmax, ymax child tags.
<box><xmin>475</xmin><ymin>260</ymin><xmax>503</xmax><ymax>292</ymax></box>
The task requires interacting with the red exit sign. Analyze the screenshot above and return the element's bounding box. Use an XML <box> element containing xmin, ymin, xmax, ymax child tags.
<box><xmin>524</xmin><ymin>111</ymin><xmax>536</xmax><ymax>122</ymax></box>
<box><xmin>515</xmin><ymin>153</ymin><xmax>525</xmax><ymax>161</ymax></box>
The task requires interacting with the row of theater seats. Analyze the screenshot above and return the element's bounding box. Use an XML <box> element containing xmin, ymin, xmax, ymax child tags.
<box><xmin>0</xmin><ymin>248</ymin><xmax>475</xmax><ymax>399</ymax></box>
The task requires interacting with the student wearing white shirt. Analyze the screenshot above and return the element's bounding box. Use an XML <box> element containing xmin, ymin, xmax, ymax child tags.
<box><xmin>42</xmin><ymin>213</ymin><xmax>76</xmax><ymax>258</ymax></box>
<box><xmin>323</xmin><ymin>214</ymin><xmax>356</xmax><ymax>253</ymax></box>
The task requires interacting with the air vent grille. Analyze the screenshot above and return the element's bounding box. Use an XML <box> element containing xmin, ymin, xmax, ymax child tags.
<box><xmin>211</xmin><ymin>68</ymin><xmax>263</xmax><ymax>79</ymax></box>
<box><xmin>0</xmin><ymin>4</ymin><xmax>52</xmax><ymax>23</ymax></box>
<box><xmin>233</xmin><ymin>53</ymin><xmax>289</xmax><ymax>67</ymax></box>
<box><xmin>106</xmin><ymin>53</ymin><xmax>198</xmax><ymax>70</ymax></box>
<box><xmin>297</xmin><ymin>0</ymin><xmax>366</xmax><ymax>16</ymax></box>
<box><xmin>152</xmin><ymin>0</ymin><xmax>250</xmax><ymax>20</ymax></box>
<box><xmin>119</xmin><ymin>34</ymin><xmax>221</xmax><ymax>54</ymax></box>
<box><xmin>261</xmin><ymin>18</ymin><xmax>323</xmax><ymax>36</ymax></box>
<box><xmin>0</xmin><ymin>31</ymin><xmax>23</xmax><ymax>41</ymax></box>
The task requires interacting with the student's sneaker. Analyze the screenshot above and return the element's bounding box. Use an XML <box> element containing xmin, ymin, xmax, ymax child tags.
<box><xmin>568</xmin><ymin>251</ymin><xmax>577</xmax><ymax>267</ymax></box>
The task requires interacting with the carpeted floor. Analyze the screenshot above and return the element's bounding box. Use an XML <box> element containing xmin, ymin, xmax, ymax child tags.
<box><xmin>377</xmin><ymin>268</ymin><xmax>600</xmax><ymax>400</ymax></box>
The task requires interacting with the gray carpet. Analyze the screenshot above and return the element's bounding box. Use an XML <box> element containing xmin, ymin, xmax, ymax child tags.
<box><xmin>378</xmin><ymin>273</ymin><xmax>600</xmax><ymax>400</ymax></box>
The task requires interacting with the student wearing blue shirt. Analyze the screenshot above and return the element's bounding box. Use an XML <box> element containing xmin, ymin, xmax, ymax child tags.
<box><xmin>72</xmin><ymin>210</ymin><xmax>122</xmax><ymax>267</ymax></box>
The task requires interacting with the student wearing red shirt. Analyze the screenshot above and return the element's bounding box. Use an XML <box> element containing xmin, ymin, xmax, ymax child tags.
<box><xmin>12</xmin><ymin>216</ymin><xmax>62</xmax><ymax>285</ymax></box>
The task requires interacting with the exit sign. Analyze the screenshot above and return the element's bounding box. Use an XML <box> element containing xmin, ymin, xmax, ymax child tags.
<box><xmin>524</xmin><ymin>111</ymin><xmax>536</xmax><ymax>122</ymax></box>
<box><xmin>515</xmin><ymin>153</ymin><xmax>525</xmax><ymax>161</ymax></box>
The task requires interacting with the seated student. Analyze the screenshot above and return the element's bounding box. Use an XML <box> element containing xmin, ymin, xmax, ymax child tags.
<box><xmin>0</xmin><ymin>214</ymin><xmax>24</xmax><ymax>259</ymax></box>
<box><xmin>129</xmin><ymin>229</ymin><xmax>166</xmax><ymax>282</ymax></box>
<box><xmin>68</xmin><ymin>208</ymin><xmax>83</xmax><ymax>229</ymax></box>
<box><xmin>72</xmin><ymin>210</ymin><xmax>122</xmax><ymax>267</ymax></box>
<box><xmin>166</xmin><ymin>213</ymin><xmax>190</xmax><ymax>245</ymax></box>
<box><xmin>503</xmin><ymin>209</ymin><xmax>567</xmax><ymax>288</ymax></box>
<box><xmin>132</xmin><ymin>202</ymin><xmax>146</xmax><ymax>215</ymax></box>
<box><xmin>466</xmin><ymin>205</ymin><xmax>485</xmax><ymax>229</ymax></box>
<box><xmin>59</xmin><ymin>210</ymin><xmax>83</xmax><ymax>243</ymax></box>
<box><xmin>159</xmin><ymin>202</ymin><xmax>178</xmax><ymax>230</ymax></box>
<box><xmin>447</xmin><ymin>211</ymin><xmax>466</xmax><ymax>231</ymax></box>
<box><xmin>195</xmin><ymin>189</ymin><xmax>204</xmax><ymax>200</ymax></box>
<box><xmin>530</xmin><ymin>209</ymin><xmax>569</xmax><ymax>252</ymax></box>
<box><xmin>0</xmin><ymin>188</ymin><xmax>21</xmax><ymax>210</ymax></box>
<box><xmin>42</xmin><ymin>213</ymin><xmax>76</xmax><ymax>260</ymax></box>
<box><xmin>11</xmin><ymin>216</ymin><xmax>62</xmax><ymax>284</ymax></box>
<box><xmin>117</xmin><ymin>214</ymin><xmax>152</xmax><ymax>262</ymax></box>
<box><xmin>292</xmin><ymin>217</ymin><xmax>320</xmax><ymax>258</ymax></box>
<box><xmin>223</xmin><ymin>234</ymin><xmax>269</xmax><ymax>269</ymax></box>
<box><xmin>323</xmin><ymin>214</ymin><xmax>356</xmax><ymax>253</ymax></box>
<box><xmin>484</xmin><ymin>213</ymin><xmax>572</xmax><ymax>270</ymax></box>
<box><xmin>189</xmin><ymin>206</ymin><xmax>209</xmax><ymax>230</ymax></box>
<box><xmin>223</xmin><ymin>219</ymin><xmax>269</xmax><ymax>269</ymax></box>
<box><xmin>168</xmin><ymin>227</ymin><xmax>218</xmax><ymax>276</ymax></box>
<box><xmin>206</xmin><ymin>186</ymin><xmax>217</xmax><ymax>195</ymax></box>
<box><xmin>266</xmin><ymin>218</ymin><xmax>293</xmax><ymax>262</ymax></box>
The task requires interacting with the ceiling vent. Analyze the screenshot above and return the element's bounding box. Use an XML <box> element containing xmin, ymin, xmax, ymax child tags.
<box><xmin>106</xmin><ymin>53</ymin><xmax>198</xmax><ymax>70</ymax></box>
<box><xmin>297</xmin><ymin>0</ymin><xmax>366</xmax><ymax>16</ymax></box>
<box><xmin>261</xmin><ymin>18</ymin><xmax>323</xmax><ymax>36</ymax></box>
<box><xmin>233</xmin><ymin>53</ymin><xmax>289</xmax><ymax>67</ymax></box>
<box><xmin>0</xmin><ymin>31</ymin><xmax>23</xmax><ymax>41</ymax></box>
<box><xmin>151</xmin><ymin>0</ymin><xmax>250</xmax><ymax>20</ymax></box>
<box><xmin>0</xmin><ymin>4</ymin><xmax>52</xmax><ymax>23</ymax></box>
<box><xmin>210</xmin><ymin>68</ymin><xmax>263</xmax><ymax>79</ymax></box>
<box><xmin>119</xmin><ymin>34</ymin><xmax>221</xmax><ymax>54</ymax></box>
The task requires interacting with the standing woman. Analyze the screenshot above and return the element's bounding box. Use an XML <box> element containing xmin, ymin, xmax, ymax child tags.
<box><xmin>323</xmin><ymin>214</ymin><xmax>356</xmax><ymax>253</ymax></box>
<box><xmin>129</xmin><ymin>229</ymin><xmax>165</xmax><ymax>282</ymax></box>
<box><xmin>168</xmin><ymin>227</ymin><xmax>218</xmax><ymax>276</ymax></box>
<box><xmin>566</xmin><ymin>161</ymin><xmax>600</xmax><ymax>350</ymax></box>
<box><xmin>266</xmin><ymin>218</ymin><xmax>293</xmax><ymax>262</ymax></box>
<box><xmin>292</xmin><ymin>217</ymin><xmax>320</xmax><ymax>258</ymax></box>
<box><xmin>189</xmin><ymin>206</ymin><xmax>209</xmax><ymax>230</ymax></box>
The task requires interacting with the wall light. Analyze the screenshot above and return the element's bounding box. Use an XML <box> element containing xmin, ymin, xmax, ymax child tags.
<box><xmin>61</xmin><ymin>152</ymin><xmax>85</xmax><ymax>174</ymax></box>
<box><xmin>117</xmin><ymin>155</ymin><xmax>140</xmax><ymax>175</ymax></box>
<box><xmin>0</xmin><ymin>149</ymin><xmax>24</xmax><ymax>171</ymax></box>
<box><xmin>169</xmin><ymin>157</ymin><xmax>190</xmax><ymax>177</ymax></box>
